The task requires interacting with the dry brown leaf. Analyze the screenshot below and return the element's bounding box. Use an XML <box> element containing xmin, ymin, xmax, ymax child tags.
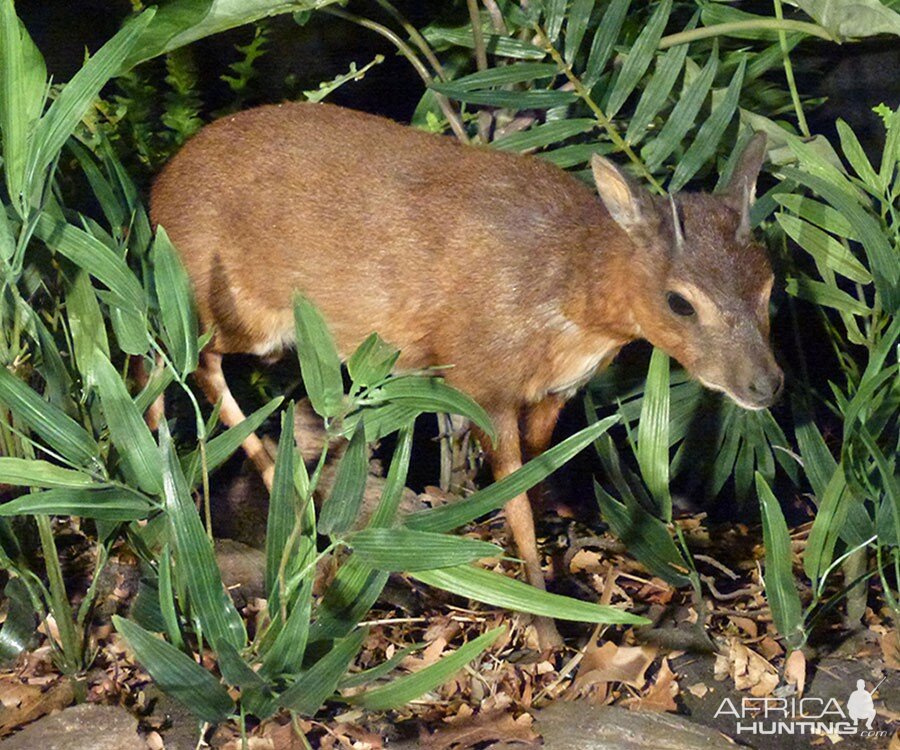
<box><xmin>422</xmin><ymin>710</ymin><xmax>538</xmax><ymax>749</ymax></box>
<box><xmin>729</xmin><ymin>616</ymin><xmax>758</xmax><ymax>639</ymax></box>
<box><xmin>624</xmin><ymin>657</ymin><xmax>679</xmax><ymax>712</ymax></box>
<box><xmin>716</xmin><ymin>639</ymin><xmax>779</xmax><ymax>697</ymax></box>
<box><xmin>0</xmin><ymin>677</ymin><xmax>74</xmax><ymax>736</ymax></box>
<box><xmin>569</xmin><ymin>549</ymin><xmax>604</xmax><ymax>574</ymax></box>
<box><xmin>890</xmin><ymin>730</ymin><xmax>900</xmax><ymax>750</ymax></box>
<box><xmin>784</xmin><ymin>649</ymin><xmax>806</xmax><ymax>696</ymax></box>
<box><xmin>881</xmin><ymin>630</ymin><xmax>900</xmax><ymax>670</ymax></box>
<box><xmin>572</xmin><ymin>641</ymin><xmax>657</xmax><ymax>696</ymax></box>
<box><xmin>687</xmin><ymin>682</ymin><xmax>709</xmax><ymax>698</ymax></box>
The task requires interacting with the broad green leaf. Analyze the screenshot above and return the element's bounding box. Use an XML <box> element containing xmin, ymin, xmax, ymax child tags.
<box><xmin>879</xmin><ymin>105</ymin><xmax>899</xmax><ymax>192</ymax></box>
<box><xmin>113</xmin><ymin>616</ymin><xmax>233</xmax><ymax>723</ymax></box>
<box><xmin>636</xmin><ymin>348</ymin><xmax>671</xmax><ymax>518</ymax></box>
<box><xmin>804</xmin><ymin>464</ymin><xmax>853</xmax><ymax>587</ymax></box>
<box><xmin>794</xmin><ymin>0</ymin><xmax>900</xmax><ymax>39</ymax></box>
<box><xmin>367</xmin><ymin>376</ymin><xmax>495</xmax><ymax>443</ymax></box>
<box><xmin>437</xmin><ymin>62</ymin><xmax>558</xmax><ymax>90</ymax></box>
<box><xmin>836</xmin><ymin>119</ymin><xmax>880</xmax><ymax>189</ymax></box>
<box><xmin>0</xmin><ymin>579</ymin><xmax>35</xmax><ymax>666</ymax></box>
<box><xmin>773</xmin><ymin>194</ymin><xmax>858</xmax><ymax>242</ymax></box>
<box><xmin>160</xmin><ymin>422</ymin><xmax>246</xmax><ymax>652</ymax></box>
<box><xmin>775</xmin><ymin>214</ymin><xmax>871</xmax><ymax>284</ymax></box>
<box><xmin>428</xmin><ymin>84</ymin><xmax>577</xmax><ymax>110</ymax></box>
<box><xmin>134</xmin><ymin>364</ymin><xmax>176</xmax><ymax>420</ymax></box>
<box><xmin>0</xmin><ymin>457</ymin><xmax>95</xmax><ymax>489</ymax></box>
<box><xmin>669</xmin><ymin>57</ymin><xmax>746</xmax><ymax>191</ymax></box>
<box><xmin>784</xmin><ymin>275</ymin><xmax>871</xmax><ymax>316</ymax></box>
<box><xmin>643</xmin><ymin>44</ymin><xmax>718</xmax><ymax>172</ymax></box>
<box><xmin>565</xmin><ymin>0</ymin><xmax>596</xmax><ymax>63</ymax></box>
<box><xmin>347</xmin><ymin>333</ymin><xmax>399</xmax><ymax>388</ymax></box>
<box><xmin>406</xmin><ymin>416</ymin><xmax>618</xmax><ymax>533</ymax></box>
<box><xmin>0</xmin><ymin>487</ymin><xmax>153</xmax><ymax>521</ymax></box>
<box><xmin>491</xmin><ymin>118</ymin><xmax>596</xmax><ymax>152</ymax></box>
<box><xmin>318</xmin><ymin>421</ymin><xmax>368</xmax><ymax>536</ymax></box>
<box><xmin>153</xmin><ymin>227</ymin><xmax>199</xmax><ymax>376</ymax></box>
<box><xmin>583</xmin><ymin>0</ymin><xmax>629</xmax><ymax>87</ymax></box>
<box><xmin>109</xmin><ymin>304</ymin><xmax>151</xmax><ymax>357</ymax></box>
<box><xmin>625</xmin><ymin>14</ymin><xmax>696</xmax><ymax>146</ymax></box>
<box><xmin>413</xmin><ymin>564</ymin><xmax>647</xmax><ymax>624</ymax></box>
<box><xmin>605</xmin><ymin>0</ymin><xmax>672</xmax><ymax>119</ymax></box>
<box><xmin>349</xmin><ymin>528</ymin><xmax>502</xmax><ymax>571</ymax></box>
<box><xmin>368</xmin><ymin>425</ymin><xmax>414</xmax><ymax>528</ymax></box>
<box><xmin>348</xmin><ymin>626</ymin><xmax>503</xmax><ymax>710</ymax></box>
<box><xmin>756</xmin><ymin>474</ymin><xmax>804</xmax><ymax>647</ymax></box>
<box><xmin>0</xmin><ymin>367</ymin><xmax>99</xmax><ymax>468</ymax></box>
<box><xmin>545</xmin><ymin>0</ymin><xmax>567</xmax><ymax>42</ymax></box>
<box><xmin>67</xmin><ymin>271</ymin><xmax>109</xmax><ymax>387</ymax></box>
<box><xmin>594</xmin><ymin>481</ymin><xmax>691</xmax><ymax>587</ymax></box>
<box><xmin>266</xmin><ymin>403</ymin><xmax>297</xmax><ymax>595</ymax></box>
<box><xmin>33</xmin><ymin>214</ymin><xmax>145</xmax><ymax>312</ymax></box>
<box><xmin>93</xmin><ymin>353</ymin><xmax>162</xmax><ymax>495</ymax></box>
<box><xmin>157</xmin><ymin>545</ymin><xmax>184</xmax><ymax>650</ymax></box>
<box><xmin>278</xmin><ymin>628</ymin><xmax>367</xmax><ymax>716</ymax></box>
<box><xmin>294</xmin><ymin>295</ymin><xmax>344</xmax><ymax>419</ymax></box>
<box><xmin>308</xmin><ymin>556</ymin><xmax>388</xmax><ymax>643</ymax></box>
<box><xmin>422</xmin><ymin>27</ymin><xmax>545</xmax><ymax>60</ymax></box>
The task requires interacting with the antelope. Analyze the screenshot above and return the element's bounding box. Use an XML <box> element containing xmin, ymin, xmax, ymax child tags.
<box><xmin>151</xmin><ymin>102</ymin><xmax>782</xmax><ymax>649</ymax></box>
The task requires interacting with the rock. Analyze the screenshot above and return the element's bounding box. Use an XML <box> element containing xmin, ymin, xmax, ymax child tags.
<box><xmin>0</xmin><ymin>703</ymin><xmax>146</xmax><ymax>750</ymax></box>
<box><xmin>214</xmin><ymin>539</ymin><xmax>267</xmax><ymax>607</ymax></box>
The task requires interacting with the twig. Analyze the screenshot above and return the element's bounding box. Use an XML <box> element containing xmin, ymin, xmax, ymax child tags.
<box><xmin>374</xmin><ymin>0</ymin><xmax>449</xmax><ymax>81</ymax></box>
<box><xmin>773</xmin><ymin>0</ymin><xmax>810</xmax><ymax>137</ymax></box>
<box><xmin>659</xmin><ymin>19</ymin><xmax>835</xmax><ymax>50</ymax></box>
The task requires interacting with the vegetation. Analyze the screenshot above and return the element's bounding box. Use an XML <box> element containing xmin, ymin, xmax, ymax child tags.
<box><xmin>0</xmin><ymin>0</ymin><xmax>898</xmax><ymax>743</ymax></box>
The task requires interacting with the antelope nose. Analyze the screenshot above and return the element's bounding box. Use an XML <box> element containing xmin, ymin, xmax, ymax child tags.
<box><xmin>748</xmin><ymin>369</ymin><xmax>784</xmax><ymax>405</ymax></box>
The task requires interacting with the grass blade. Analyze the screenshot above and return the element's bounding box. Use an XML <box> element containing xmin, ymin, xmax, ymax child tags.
<box><xmin>152</xmin><ymin>227</ymin><xmax>198</xmax><ymax>376</ymax></box>
<box><xmin>349</xmin><ymin>528</ymin><xmax>502</xmax><ymax>571</ymax></box>
<box><xmin>0</xmin><ymin>487</ymin><xmax>153</xmax><ymax>521</ymax></box>
<box><xmin>318</xmin><ymin>420</ymin><xmax>368</xmax><ymax>536</ymax></box>
<box><xmin>583</xmin><ymin>0</ymin><xmax>629</xmax><ymax>87</ymax></box>
<box><xmin>294</xmin><ymin>295</ymin><xmax>344</xmax><ymax>419</ymax></box>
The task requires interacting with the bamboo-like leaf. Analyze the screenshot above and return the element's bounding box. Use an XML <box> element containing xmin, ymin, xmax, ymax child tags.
<box><xmin>605</xmin><ymin>0</ymin><xmax>672</xmax><ymax>119</ymax></box>
<box><xmin>30</xmin><ymin>11</ymin><xmax>154</xmax><ymax>182</ymax></box>
<box><xmin>0</xmin><ymin>457</ymin><xmax>95</xmax><ymax>489</ymax></box>
<box><xmin>785</xmin><ymin>275</ymin><xmax>871</xmax><ymax>316</ymax></box>
<box><xmin>669</xmin><ymin>57</ymin><xmax>746</xmax><ymax>191</ymax></box>
<box><xmin>109</xmin><ymin>304</ymin><xmax>151</xmax><ymax>357</ymax></box>
<box><xmin>755</xmin><ymin>474</ymin><xmax>804</xmax><ymax>647</ymax></box>
<box><xmin>773</xmin><ymin>194</ymin><xmax>858</xmax><ymax>241</ymax></box>
<box><xmin>266</xmin><ymin>403</ymin><xmax>297</xmax><ymax>596</ymax></box>
<box><xmin>318</xmin><ymin>421</ymin><xmax>367</xmax><ymax>536</ymax></box>
<box><xmin>0</xmin><ymin>487</ymin><xmax>153</xmax><ymax>520</ymax></box>
<box><xmin>429</xmin><ymin>84</ymin><xmax>577</xmax><ymax>110</ymax></box>
<box><xmin>636</xmin><ymin>348</ymin><xmax>671</xmax><ymax>519</ymax></box>
<box><xmin>113</xmin><ymin>616</ymin><xmax>233</xmax><ymax>723</ymax></box>
<box><xmin>368</xmin><ymin>425</ymin><xmax>413</xmax><ymax>528</ymax></box>
<box><xmin>307</xmin><ymin>557</ymin><xmax>387</xmax><ymax>643</ymax></box>
<box><xmin>0</xmin><ymin>367</ymin><xmax>99</xmax><ymax>468</ymax></box>
<box><xmin>67</xmin><ymin>271</ymin><xmax>109</xmax><ymax>387</ymax></box>
<box><xmin>0</xmin><ymin>579</ymin><xmax>35</xmax><ymax>666</ymax></box>
<box><xmin>594</xmin><ymin>481</ymin><xmax>692</xmax><ymax>587</ymax></box>
<box><xmin>878</xmin><ymin>105</ymin><xmax>899</xmax><ymax>193</ymax></box>
<box><xmin>545</xmin><ymin>0</ymin><xmax>567</xmax><ymax>42</ymax></box>
<box><xmin>438</xmin><ymin>62</ymin><xmax>558</xmax><ymax>90</ymax></box>
<box><xmin>492</xmin><ymin>118</ymin><xmax>596</xmax><ymax>152</ymax></box>
<box><xmin>349</xmin><ymin>528</ymin><xmax>502</xmax><ymax>571</ymax></box>
<box><xmin>294</xmin><ymin>295</ymin><xmax>344</xmax><ymax>419</ymax></box>
<box><xmin>565</xmin><ymin>0</ymin><xmax>595</xmax><ymax>63</ymax></box>
<box><xmin>347</xmin><ymin>333</ymin><xmax>398</xmax><ymax>388</ymax></box>
<box><xmin>776</xmin><ymin>214</ymin><xmax>871</xmax><ymax>284</ymax></box>
<box><xmin>348</xmin><ymin>627</ymin><xmax>503</xmax><ymax>710</ymax></box>
<box><xmin>836</xmin><ymin>119</ymin><xmax>879</xmax><ymax>189</ymax></box>
<box><xmin>278</xmin><ymin>628</ymin><xmax>367</xmax><ymax>716</ymax></box>
<box><xmin>160</xmin><ymin>421</ymin><xmax>246</xmax><ymax>652</ymax></box>
<box><xmin>422</xmin><ymin>28</ymin><xmax>545</xmax><ymax>60</ymax></box>
<box><xmin>583</xmin><ymin>0</ymin><xmax>629</xmax><ymax>87</ymax></box>
<box><xmin>643</xmin><ymin>44</ymin><xmax>717</xmax><ymax>172</ymax></box>
<box><xmin>413</xmin><ymin>564</ymin><xmax>648</xmax><ymax>624</ymax></box>
<box><xmin>153</xmin><ymin>227</ymin><xmax>198</xmax><ymax>376</ymax></box>
<box><xmin>407</xmin><ymin>416</ymin><xmax>617</xmax><ymax>533</ymax></box>
<box><xmin>803</xmin><ymin>464</ymin><xmax>853</xmax><ymax>587</ymax></box>
<box><xmin>93</xmin><ymin>353</ymin><xmax>162</xmax><ymax>495</ymax></box>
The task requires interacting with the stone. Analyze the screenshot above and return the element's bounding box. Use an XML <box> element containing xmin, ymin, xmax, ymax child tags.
<box><xmin>0</xmin><ymin>703</ymin><xmax>146</xmax><ymax>750</ymax></box>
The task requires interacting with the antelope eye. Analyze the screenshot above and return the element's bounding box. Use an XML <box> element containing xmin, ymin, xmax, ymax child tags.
<box><xmin>666</xmin><ymin>291</ymin><xmax>695</xmax><ymax>317</ymax></box>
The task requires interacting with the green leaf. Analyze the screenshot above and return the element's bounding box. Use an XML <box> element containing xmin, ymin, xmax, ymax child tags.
<box><xmin>93</xmin><ymin>353</ymin><xmax>162</xmax><ymax>495</ymax></box>
<box><xmin>776</xmin><ymin>213</ymin><xmax>871</xmax><ymax>284</ymax></box>
<box><xmin>0</xmin><ymin>457</ymin><xmax>94</xmax><ymax>489</ymax></box>
<box><xmin>784</xmin><ymin>275</ymin><xmax>871</xmax><ymax>316</ymax></box>
<box><xmin>491</xmin><ymin>118</ymin><xmax>596</xmax><ymax>152</ymax></box>
<box><xmin>113</xmin><ymin>616</ymin><xmax>233</xmax><ymax>723</ymax></box>
<box><xmin>407</xmin><ymin>416</ymin><xmax>618</xmax><ymax>533</ymax></box>
<box><xmin>803</xmin><ymin>464</ymin><xmax>853</xmax><ymax>587</ymax></box>
<box><xmin>0</xmin><ymin>487</ymin><xmax>153</xmax><ymax>521</ymax></box>
<box><xmin>429</xmin><ymin>84</ymin><xmax>577</xmax><ymax>110</ymax></box>
<box><xmin>545</xmin><ymin>0</ymin><xmax>567</xmax><ymax>42</ymax></box>
<box><xmin>605</xmin><ymin>0</ymin><xmax>672</xmax><ymax>119</ymax></box>
<box><xmin>836</xmin><ymin>118</ymin><xmax>879</xmax><ymax>189</ymax></box>
<box><xmin>348</xmin><ymin>627</ymin><xmax>503</xmax><ymax>710</ymax></box>
<box><xmin>636</xmin><ymin>348</ymin><xmax>671</xmax><ymax>519</ymax></box>
<box><xmin>294</xmin><ymin>295</ymin><xmax>344</xmax><ymax>419</ymax></box>
<box><xmin>625</xmin><ymin>14</ymin><xmax>696</xmax><ymax>146</ymax></box>
<box><xmin>773</xmin><ymin>194</ymin><xmax>857</xmax><ymax>241</ymax></box>
<box><xmin>413</xmin><ymin>564</ymin><xmax>648</xmax><ymax>624</ymax></box>
<box><xmin>266</xmin><ymin>403</ymin><xmax>297</xmax><ymax>595</ymax></box>
<box><xmin>0</xmin><ymin>367</ymin><xmax>99</xmax><ymax>469</ymax></box>
<box><xmin>153</xmin><ymin>227</ymin><xmax>199</xmax><ymax>376</ymax></box>
<box><xmin>66</xmin><ymin>271</ymin><xmax>109</xmax><ymax>387</ymax></box>
<box><xmin>347</xmin><ymin>333</ymin><xmax>398</xmax><ymax>388</ymax></box>
<box><xmin>643</xmin><ymin>43</ymin><xmax>717</xmax><ymax>172</ymax></box>
<box><xmin>368</xmin><ymin>425</ymin><xmax>413</xmax><ymax>528</ymax></box>
<box><xmin>278</xmin><ymin>628</ymin><xmax>367</xmax><ymax>716</ymax></box>
<box><xmin>755</xmin><ymin>474</ymin><xmax>804</xmax><ymax>647</ymax></box>
<box><xmin>878</xmin><ymin>105</ymin><xmax>899</xmax><ymax>193</ymax></box>
<box><xmin>318</xmin><ymin>420</ymin><xmax>368</xmax><ymax>536</ymax></box>
<box><xmin>438</xmin><ymin>62</ymin><xmax>559</xmax><ymax>90</ymax></box>
<box><xmin>583</xmin><ymin>0</ymin><xmax>629</xmax><ymax>87</ymax></box>
<box><xmin>160</xmin><ymin>421</ymin><xmax>246</xmax><ymax>652</ymax></box>
<box><xmin>350</xmin><ymin>528</ymin><xmax>502</xmax><ymax>571</ymax></box>
<box><xmin>368</xmin><ymin>376</ymin><xmax>495</xmax><ymax>443</ymax></box>
<box><xmin>307</xmin><ymin>557</ymin><xmax>387</xmax><ymax>643</ymax></box>
<box><xmin>793</xmin><ymin>0</ymin><xmax>900</xmax><ymax>39</ymax></box>
<box><xmin>422</xmin><ymin>27</ymin><xmax>545</xmax><ymax>60</ymax></box>
<box><xmin>669</xmin><ymin>57</ymin><xmax>746</xmax><ymax>192</ymax></box>
<box><xmin>594</xmin><ymin>481</ymin><xmax>691</xmax><ymax>587</ymax></box>
<box><xmin>0</xmin><ymin>579</ymin><xmax>35</xmax><ymax>666</ymax></box>
<box><xmin>565</xmin><ymin>0</ymin><xmax>596</xmax><ymax>63</ymax></box>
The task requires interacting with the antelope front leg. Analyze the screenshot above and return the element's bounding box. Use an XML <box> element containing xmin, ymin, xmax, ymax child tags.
<box><xmin>492</xmin><ymin>413</ymin><xmax>564</xmax><ymax>650</ymax></box>
<box><xmin>194</xmin><ymin>351</ymin><xmax>275</xmax><ymax>490</ymax></box>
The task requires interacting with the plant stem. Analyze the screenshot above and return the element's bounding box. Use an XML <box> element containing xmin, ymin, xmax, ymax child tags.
<box><xmin>773</xmin><ymin>0</ymin><xmax>810</xmax><ymax>137</ymax></box>
<box><xmin>36</xmin><ymin>514</ymin><xmax>82</xmax><ymax>674</ymax></box>
<box><xmin>533</xmin><ymin>23</ymin><xmax>664</xmax><ymax>193</ymax></box>
<box><xmin>659</xmin><ymin>19</ymin><xmax>835</xmax><ymax>50</ymax></box>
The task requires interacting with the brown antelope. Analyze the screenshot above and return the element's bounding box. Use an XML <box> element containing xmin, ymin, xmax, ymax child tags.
<box><xmin>151</xmin><ymin>102</ymin><xmax>782</xmax><ymax>649</ymax></box>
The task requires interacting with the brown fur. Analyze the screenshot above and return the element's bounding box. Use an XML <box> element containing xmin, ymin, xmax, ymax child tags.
<box><xmin>151</xmin><ymin>102</ymin><xmax>782</xmax><ymax>649</ymax></box>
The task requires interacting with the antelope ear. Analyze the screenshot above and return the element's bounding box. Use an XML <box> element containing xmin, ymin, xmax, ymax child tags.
<box><xmin>719</xmin><ymin>132</ymin><xmax>767</xmax><ymax>242</ymax></box>
<box><xmin>591</xmin><ymin>155</ymin><xmax>651</xmax><ymax>233</ymax></box>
